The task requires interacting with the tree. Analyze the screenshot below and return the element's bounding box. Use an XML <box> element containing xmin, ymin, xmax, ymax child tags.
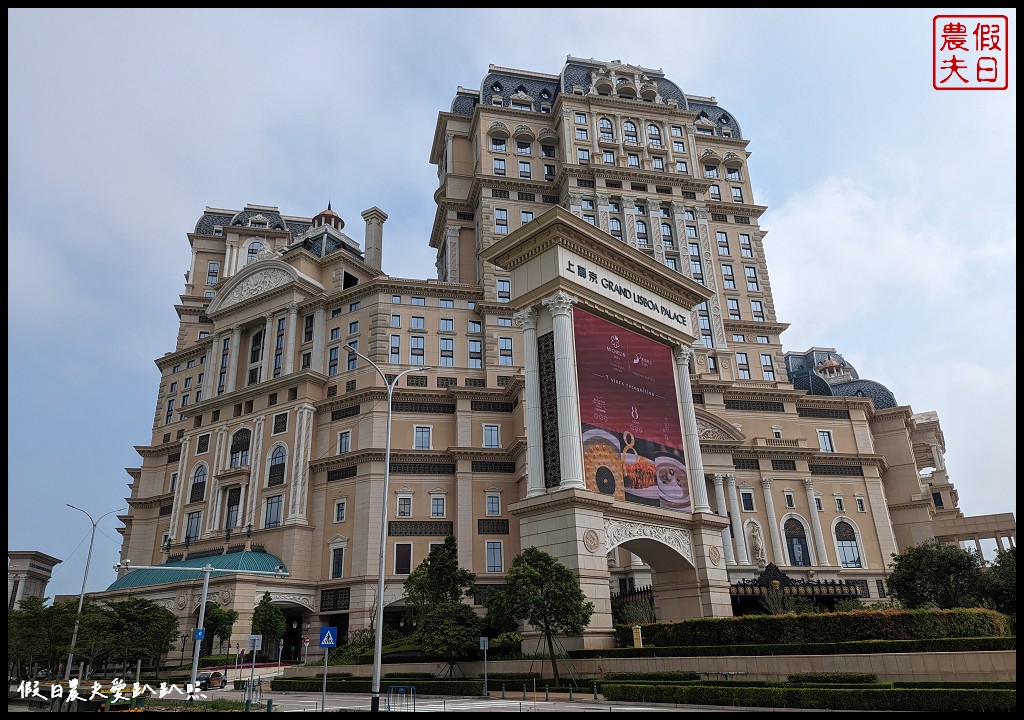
<box><xmin>886</xmin><ymin>540</ymin><xmax>984</xmax><ymax>609</ymax></box>
<box><xmin>106</xmin><ymin>597</ymin><xmax>179</xmax><ymax>673</ymax></box>
<box><xmin>417</xmin><ymin>601</ymin><xmax>481</xmax><ymax>676</ymax></box>
<box><xmin>251</xmin><ymin>591</ymin><xmax>286</xmax><ymax>658</ymax></box>
<box><xmin>501</xmin><ymin>547</ymin><xmax>594</xmax><ymax>686</ymax></box>
<box><xmin>403</xmin><ymin>535</ymin><xmax>475</xmax><ymax>625</ymax></box>
<box><xmin>982</xmin><ymin>546</ymin><xmax>1016</xmax><ymax>616</ymax></box>
<box><xmin>206</xmin><ymin>603</ymin><xmax>240</xmax><ymax>659</ymax></box>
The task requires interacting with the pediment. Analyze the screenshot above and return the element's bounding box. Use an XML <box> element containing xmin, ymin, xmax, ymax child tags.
<box><xmin>695</xmin><ymin>408</ymin><xmax>745</xmax><ymax>442</ymax></box>
<box><xmin>207</xmin><ymin>259</ymin><xmax>324</xmax><ymax>315</ymax></box>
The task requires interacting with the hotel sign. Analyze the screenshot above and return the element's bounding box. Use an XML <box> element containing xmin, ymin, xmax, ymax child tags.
<box><xmin>559</xmin><ymin>248</ymin><xmax>690</xmax><ymax>330</ymax></box>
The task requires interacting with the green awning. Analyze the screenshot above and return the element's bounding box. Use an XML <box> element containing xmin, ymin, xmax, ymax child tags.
<box><xmin>105</xmin><ymin>550</ymin><xmax>286</xmax><ymax>590</ymax></box>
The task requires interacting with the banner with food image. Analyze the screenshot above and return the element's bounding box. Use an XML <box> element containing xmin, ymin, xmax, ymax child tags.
<box><xmin>574</xmin><ymin>308</ymin><xmax>691</xmax><ymax>513</ymax></box>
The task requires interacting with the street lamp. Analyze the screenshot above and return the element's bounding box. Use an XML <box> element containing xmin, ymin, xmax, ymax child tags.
<box><xmin>64</xmin><ymin>504</ymin><xmax>126</xmax><ymax>680</ymax></box>
<box><xmin>180</xmin><ymin>634</ymin><xmax>188</xmax><ymax>667</ymax></box>
<box><xmin>345</xmin><ymin>343</ymin><xmax>432</xmax><ymax>713</ymax></box>
<box><xmin>116</xmin><ymin>560</ymin><xmax>288</xmax><ymax>698</ymax></box>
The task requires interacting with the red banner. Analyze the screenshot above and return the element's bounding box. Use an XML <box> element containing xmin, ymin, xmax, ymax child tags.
<box><xmin>574</xmin><ymin>309</ymin><xmax>690</xmax><ymax>512</ymax></box>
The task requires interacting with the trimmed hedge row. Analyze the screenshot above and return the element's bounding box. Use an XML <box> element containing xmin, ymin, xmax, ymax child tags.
<box><xmin>600</xmin><ymin>683</ymin><xmax>1016</xmax><ymax>712</ymax></box>
<box><xmin>270</xmin><ymin>678</ymin><xmax>482</xmax><ymax>695</ymax></box>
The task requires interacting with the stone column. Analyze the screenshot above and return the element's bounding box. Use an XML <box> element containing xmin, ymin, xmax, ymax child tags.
<box><xmin>260</xmin><ymin>313</ymin><xmax>274</xmax><ymax>383</ymax></box>
<box><xmin>226</xmin><ymin>327</ymin><xmax>242</xmax><ymax>392</ymax></box>
<box><xmin>672</xmin><ymin>345</ymin><xmax>712</xmax><ymax>513</ymax></box>
<box><xmin>311</xmin><ymin>307</ymin><xmax>327</xmax><ymax>374</ymax></box>
<box><xmin>14</xmin><ymin>574</ymin><xmax>27</xmax><ymax>607</ymax></box>
<box><xmin>726</xmin><ymin>474</ymin><xmax>750</xmax><ymax>564</ymax></box>
<box><xmin>284</xmin><ymin>304</ymin><xmax>298</xmax><ymax>375</ymax></box>
<box><xmin>974</xmin><ymin>536</ymin><xmax>984</xmax><ymax>562</ymax></box>
<box><xmin>803</xmin><ymin>478</ymin><xmax>831</xmax><ymax>566</ymax></box>
<box><xmin>203</xmin><ymin>333</ymin><xmax>218</xmax><ymax>399</ymax></box>
<box><xmin>515</xmin><ymin>307</ymin><xmax>545</xmax><ymax>497</ymax></box>
<box><xmin>541</xmin><ymin>290</ymin><xmax>584</xmax><ymax>489</ymax></box>
<box><xmin>712</xmin><ymin>474</ymin><xmax>736</xmax><ymax>565</ymax></box>
<box><xmin>760</xmin><ymin>478</ymin><xmax>785</xmax><ymax>564</ymax></box>
<box><xmin>287</xmin><ymin>404</ymin><xmax>315</xmax><ymax>523</ymax></box>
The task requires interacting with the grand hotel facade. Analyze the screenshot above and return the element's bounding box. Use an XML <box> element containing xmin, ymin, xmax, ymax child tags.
<box><xmin>103</xmin><ymin>56</ymin><xmax>1015</xmax><ymax>655</ymax></box>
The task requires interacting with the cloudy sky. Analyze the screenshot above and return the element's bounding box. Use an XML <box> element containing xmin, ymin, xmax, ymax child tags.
<box><xmin>9</xmin><ymin>9</ymin><xmax>1016</xmax><ymax>600</ymax></box>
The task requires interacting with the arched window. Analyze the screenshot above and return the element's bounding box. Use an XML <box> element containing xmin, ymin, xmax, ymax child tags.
<box><xmin>247</xmin><ymin>242</ymin><xmax>262</xmax><ymax>264</ymax></box>
<box><xmin>647</xmin><ymin>123</ymin><xmax>662</xmax><ymax>146</ymax></box>
<box><xmin>835</xmin><ymin>520</ymin><xmax>862</xmax><ymax>568</ymax></box>
<box><xmin>268</xmin><ymin>446</ymin><xmax>286</xmax><ymax>486</ymax></box>
<box><xmin>661</xmin><ymin>223</ymin><xmax>674</xmax><ymax>246</ymax></box>
<box><xmin>190</xmin><ymin>465</ymin><xmax>207</xmax><ymax>503</ymax></box>
<box><xmin>598</xmin><ymin>117</ymin><xmax>614</xmax><ymax>140</ymax></box>
<box><xmin>230</xmin><ymin>429</ymin><xmax>251</xmax><ymax>468</ymax></box>
<box><xmin>623</xmin><ymin>121</ymin><xmax>638</xmax><ymax>144</ymax></box>
<box><xmin>635</xmin><ymin>220</ymin><xmax>649</xmax><ymax>245</ymax></box>
<box><xmin>609</xmin><ymin>217</ymin><xmax>622</xmax><ymax>237</ymax></box>
<box><xmin>784</xmin><ymin>518</ymin><xmax>812</xmax><ymax>566</ymax></box>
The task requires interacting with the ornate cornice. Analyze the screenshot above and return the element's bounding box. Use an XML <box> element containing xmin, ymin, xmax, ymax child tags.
<box><xmin>127</xmin><ymin>493</ymin><xmax>174</xmax><ymax>509</ymax></box>
<box><xmin>603</xmin><ymin>517</ymin><xmax>693</xmax><ymax>564</ymax></box>
<box><xmin>135</xmin><ymin>441</ymin><xmax>182</xmax><ymax>458</ymax></box>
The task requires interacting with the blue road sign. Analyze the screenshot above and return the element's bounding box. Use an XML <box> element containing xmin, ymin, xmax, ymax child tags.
<box><xmin>319</xmin><ymin>626</ymin><xmax>338</xmax><ymax>648</ymax></box>
<box><xmin>194</xmin><ymin>628</ymin><xmax>205</xmax><ymax>640</ymax></box>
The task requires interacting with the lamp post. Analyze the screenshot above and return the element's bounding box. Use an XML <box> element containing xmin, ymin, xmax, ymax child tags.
<box><xmin>346</xmin><ymin>343</ymin><xmax>432</xmax><ymax>713</ymax></box>
<box><xmin>64</xmin><ymin>504</ymin><xmax>126</xmax><ymax>680</ymax></box>
<box><xmin>180</xmin><ymin>634</ymin><xmax>188</xmax><ymax>667</ymax></box>
<box><xmin>116</xmin><ymin>560</ymin><xmax>288</xmax><ymax>698</ymax></box>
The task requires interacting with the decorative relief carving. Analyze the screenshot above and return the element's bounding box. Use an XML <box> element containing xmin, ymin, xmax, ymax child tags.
<box><xmin>175</xmin><ymin>589</ymin><xmax>189</xmax><ymax>610</ymax></box>
<box><xmin>603</xmin><ymin>518</ymin><xmax>692</xmax><ymax>563</ymax></box>
<box><xmin>583</xmin><ymin>529</ymin><xmax>601</xmax><ymax>553</ymax></box>
<box><xmin>265</xmin><ymin>593</ymin><xmax>314</xmax><ymax>610</ymax></box>
<box><xmin>697</xmin><ymin>419</ymin><xmax>730</xmax><ymax>441</ymax></box>
<box><xmin>224</xmin><ymin>269</ymin><xmax>291</xmax><ymax>308</ymax></box>
<box><xmin>709</xmin><ymin>545</ymin><xmax>722</xmax><ymax>566</ymax></box>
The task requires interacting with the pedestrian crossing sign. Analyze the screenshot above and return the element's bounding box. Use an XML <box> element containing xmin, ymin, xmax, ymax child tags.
<box><xmin>319</xmin><ymin>626</ymin><xmax>338</xmax><ymax>648</ymax></box>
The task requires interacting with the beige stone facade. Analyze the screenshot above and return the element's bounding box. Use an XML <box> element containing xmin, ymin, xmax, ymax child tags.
<box><xmin>98</xmin><ymin>57</ymin><xmax>1014</xmax><ymax>659</ymax></box>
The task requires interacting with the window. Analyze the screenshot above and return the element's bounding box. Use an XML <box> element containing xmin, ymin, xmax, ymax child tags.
<box><xmin>835</xmin><ymin>496</ymin><xmax>846</xmax><ymax>512</ymax></box>
<box><xmin>785</xmin><ymin>518</ymin><xmax>812</xmax><ymax>566</ymax></box>
<box><xmin>338</xmin><ymin>430</ymin><xmax>351</xmax><ymax>454</ymax></box>
<box><xmin>675</xmin><ymin>160</ymin><xmax>689</xmax><ymax>174</ymax></box>
<box><xmin>647</xmin><ymin>124</ymin><xmax>662</xmax><ymax>145</ymax></box>
<box><xmin>499</xmin><ymin>337</ymin><xmax>513</xmax><ymax>366</ymax></box>
<box><xmin>268</xmin><ymin>446</ymin><xmax>286</xmax><ymax>486</ymax></box>
<box><xmin>246</xmin><ymin>242</ymin><xmax>262</xmax><ymax>264</ymax></box>
<box><xmin>731</xmin><ymin>334</ymin><xmax>744</xmax><ymax>343</ymax></box>
<box><xmin>273</xmin><ymin>317</ymin><xmax>285</xmax><ymax>378</ymax></box>
<box><xmin>757</xmin><ymin>335</ymin><xmax>770</xmax><ymax>344</ymax></box>
<box><xmin>697</xmin><ymin>302</ymin><xmax>713</xmax><ymax>348</ymax></box>
<box><xmin>736</xmin><ymin>353</ymin><xmax>751</xmax><ymax>380</ymax></box>
<box><xmin>264</xmin><ymin>495</ymin><xmax>283</xmax><ymax>529</ymax></box>
<box><xmin>225</xmin><ymin>487</ymin><xmax>240</xmax><ymax>529</ymax></box>
<box><xmin>185</xmin><ymin>511</ymin><xmax>202</xmax><ymax>542</ymax></box>
<box><xmin>229</xmin><ymin>429</ymin><xmax>251</xmax><ymax>468</ymax></box>
<box><xmin>392</xmin><ymin>294</ymin><xmax>402</xmax><ymax>304</ymax></box>
<box><xmin>836</xmin><ymin>520</ymin><xmax>861</xmax><ymax>568</ymax></box>
<box><xmin>740</xmin><ymin>233</ymin><xmax>753</xmax><ymax>257</ymax></box>
<box><xmin>856</xmin><ymin>497</ymin><xmax>866</xmax><ymax>512</ymax></box>
<box><xmin>584</xmin><ymin>214</ymin><xmax>596</xmax><ymax>225</ymax></box>
<box><xmin>704</xmin><ymin>164</ymin><xmax>720</xmax><ymax>179</ymax></box>
<box><xmin>395</xmin><ymin>543</ymin><xmax>412</xmax><ymax>575</ymax></box>
<box><xmin>207</xmin><ymin>262</ymin><xmax>219</xmax><ymax>286</ymax></box>
<box><xmin>818</xmin><ymin>430</ymin><xmax>835</xmax><ymax>452</ymax></box>
<box><xmin>761</xmin><ymin>354</ymin><xmax>776</xmax><ymax>381</ymax></box>
<box><xmin>627</xmin><ymin>153</ymin><xmax>640</xmax><ymax>167</ymax></box>
<box><xmin>745</xmin><ymin>266</ymin><xmax>759</xmax><ymax>291</ymax></box>
<box><xmin>468</xmin><ymin>340</ymin><xmax>482</xmax><ymax>368</ymax></box>
<box><xmin>330</xmin><ymin>327</ymin><xmax>340</xmax><ymax>341</ymax></box>
<box><xmin>486</xmin><ymin>493</ymin><xmax>501</xmax><ymax>516</ymax></box>
<box><xmin>410</xmin><ymin>336</ymin><xmax>425</xmax><ymax>365</ymax></box>
<box><xmin>498</xmin><ymin>317</ymin><xmax>513</xmax><ymax>327</ymax></box>
<box><xmin>491</xmin><ymin>137</ymin><xmax>506</xmax><ymax>152</ymax></box>
<box><xmin>331</xmin><ymin>547</ymin><xmax>345</xmax><ymax>579</ymax></box>
<box><xmin>541</xmin><ymin>144</ymin><xmax>555</xmax><ymax>158</ymax></box>
<box><xmin>521</xmin><ymin>210</ymin><xmax>534</xmax><ymax>225</ymax></box>
<box><xmin>740</xmin><ymin>490</ymin><xmax>755</xmax><ymax>512</ymax></box>
<box><xmin>328</xmin><ymin>346</ymin><xmax>339</xmax><ymax>376</ymax></box>
<box><xmin>497</xmin><ymin>278</ymin><xmax>511</xmax><ymax>303</ymax></box>
<box><xmin>815</xmin><ymin>496</ymin><xmax>823</xmax><ymax>511</ymax></box>
<box><xmin>411</xmin><ymin>296</ymin><xmax>425</xmax><ymax>306</ymax></box>
<box><xmin>623</xmin><ymin>121</ymin><xmax>637</xmax><ymax>143</ymax></box>
<box><xmin>184</xmin><ymin>376</ymin><xmax>192</xmax><ymax>389</ymax></box>
<box><xmin>519</xmin><ymin>161</ymin><xmax>531</xmax><ymax>179</ymax></box>
<box><xmin>686</xmin><ymin>224</ymin><xmax>698</xmax><ymax>238</ymax></box>
<box><xmin>732</xmin><ymin>187</ymin><xmax>744</xmax><ymax>203</ymax></box>
<box><xmin>391</xmin><ymin>313</ymin><xmax>401</xmax><ymax>328</ymax></box>
<box><xmin>484</xmin><ymin>424</ymin><xmax>500</xmax><ymax>448</ymax></box>
<box><xmin>486</xmin><ymin>541</ymin><xmax>503</xmax><ymax>573</ymax></box>
<box><xmin>348</xmin><ymin>320</ymin><xmax>359</xmax><ymax>335</ymax></box>
<box><xmin>301</xmin><ymin>352</ymin><xmax>311</xmax><ymax>370</ymax></box>
<box><xmin>390</xmin><ymin>335</ymin><xmax>401</xmax><ymax>364</ymax></box>
<box><xmin>170</xmin><ymin>472</ymin><xmax>178</xmax><ymax>493</ymax></box>
<box><xmin>717</xmin><ymin>231</ymin><xmax>730</xmax><ymax>255</ymax></box>
<box><xmin>665</xmin><ymin>257</ymin><xmax>678</xmax><ymax>270</ymax></box>
<box><xmin>439</xmin><ymin>337</ymin><xmax>454</xmax><ymax>367</ymax></box>
<box><xmin>727</xmin><ymin>298</ymin><xmax>741</xmax><ymax>320</ymax></box>
<box><xmin>672</xmin><ymin>140</ymin><xmax>685</xmax><ymax>153</ymax></box>
<box><xmin>414</xmin><ymin>426</ymin><xmax>431</xmax><ymax>450</ymax></box>
<box><xmin>709</xmin><ymin>184</ymin><xmax>721</xmax><ymax>201</ymax></box>
<box><xmin>722</xmin><ymin>264</ymin><xmax>736</xmax><ymax>289</ymax></box>
<box><xmin>599</xmin><ymin>117</ymin><xmax>614</xmax><ymax>139</ymax></box>
<box><xmin>516</xmin><ymin>140</ymin><xmax>531</xmax><ymax>155</ymax></box>
<box><xmin>440</xmin><ymin>299</ymin><xmax>454</xmax><ymax>309</ymax></box>
<box><xmin>575</xmin><ymin>127</ymin><xmax>588</xmax><ymax>140</ymax></box>
<box><xmin>603</xmin><ymin>150</ymin><xmax>615</xmax><ymax>164</ymax></box>
<box><xmin>660</xmin><ymin>223</ymin><xmax>674</xmax><ymax>246</ymax></box>
<box><xmin>609</xmin><ymin>217</ymin><xmax>622</xmax><ymax>238</ymax></box>
<box><xmin>652</xmin><ymin>156</ymin><xmax>665</xmax><ymax>170</ymax></box>
<box><xmin>431</xmin><ymin>495</ymin><xmax>446</xmax><ymax>518</ymax></box>
<box><xmin>581</xmin><ymin>198</ymin><xmax>594</xmax><ymax>211</ymax></box>
<box><xmin>493</xmin><ymin>158</ymin><xmax>506</xmax><ymax>176</ymax></box>
<box><xmin>577</xmin><ymin>148</ymin><xmax>590</xmax><ymax>163</ymax></box>
<box><xmin>750</xmin><ymin>300</ymin><xmax>765</xmax><ymax>322</ymax></box>
<box><xmin>410</xmin><ymin>316</ymin><xmax>425</xmax><ymax>330</ymax></box>
<box><xmin>635</xmin><ymin>220</ymin><xmax>649</xmax><ymax>245</ymax></box>
<box><xmin>495</xmin><ymin>208</ymin><xmax>508</xmax><ymax>234</ymax></box>
<box><xmin>335</xmin><ymin>498</ymin><xmax>347</xmax><ymax>522</ymax></box>
<box><xmin>575</xmin><ymin>111</ymin><xmax>587</xmax><ymax>124</ymax></box>
<box><xmin>468</xmin><ymin>320</ymin><xmax>482</xmax><ymax>333</ymax></box>
<box><xmin>671</xmin><ymin>125</ymin><xmax>683</xmax><ymax>137</ymax></box>
<box><xmin>332</xmin><ymin>308</ymin><xmax>343</xmax><ymax>318</ymax></box>
<box><xmin>608</xmin><ymin>200</ymin><xmax>621</xmax><ymax>212</ymax></box>
<box><xmin>190</xmin><ymin>465</ymin><xmax>207</xmax><ymax>503</ymax></box>
<box><xmin>169</xmin><ymin>381</ymin><xmax>178</xmax><ymax>394</ymax></box>
<box><xmin>397</xmin><ymin>494</ymin><xmax>413</xmax><ymax>518</ymax></box>
<box><xmin>435</xmin><ymin>316</ymin><xmax>453</xmax><ymax>333</ymax></box>
<box><xmin>785</xmin><ymin>492</ymin><xmax>795</xmax><ymax>509</ymax></box>
<box><xmin>543</xmin><ymin>164</ymin><xmax>556</xmax><ymax>179</ymax></box>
